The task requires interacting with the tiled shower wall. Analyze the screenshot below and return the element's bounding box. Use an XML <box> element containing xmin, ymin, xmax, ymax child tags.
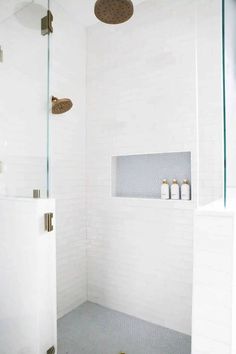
<box><xmin>50</xmin><ymin>1</ymin><xmax>87</xmax><ymax>318</ymax></box>
<box><xmin>86</xmin><ymin>0</ymin><xmax>223</xmax><ymax>335</ymax></box>
<box><xmin>0</xmin><ymin>0</ymin><xmax>223</xmax><ymax>333</ymax></box>
<box><xmin>192</xmin><ymin>209</ymin><xmax>235</xmax><ymax>354</ymax></box>
<box><xmin>197</xmin><ymin>0</ymin><xmax>223</xmax><ymax>205</ymax></box>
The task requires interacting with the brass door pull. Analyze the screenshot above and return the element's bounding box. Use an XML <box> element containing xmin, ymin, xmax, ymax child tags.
<box><xmin>45</xmin><ymin>213</ymin><xmax>54</xmax><ymax>232</ymax></box>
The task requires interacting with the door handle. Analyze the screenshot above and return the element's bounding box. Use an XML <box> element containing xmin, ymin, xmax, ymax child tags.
<box><xmin>44</xmin><ymin>213</ymin><xmax>54</xmax><ymax>232</ymax></box>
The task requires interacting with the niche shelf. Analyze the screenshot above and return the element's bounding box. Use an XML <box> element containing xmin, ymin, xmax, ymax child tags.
<box><xmin>112</xmin><ymin>152</ymin><xmax>191</xmax><ymax>200</ymax></box>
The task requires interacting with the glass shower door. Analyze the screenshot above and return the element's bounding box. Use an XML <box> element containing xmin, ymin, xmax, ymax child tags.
<box><xmin>222</xmin><ymin>0</ymin><xmax>236</xmax><ymax>207</ymax></box>
<box><xmin>0</xmin><ymin>2</ymin><xmax>57</xmax><ymax>353</ymax></box>
<box><xmin>0</xmin><ymin>0</ymin><xmax>50</xmax><ymax>198</ymax></box>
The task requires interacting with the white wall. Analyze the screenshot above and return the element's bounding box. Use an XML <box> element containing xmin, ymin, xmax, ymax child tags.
<box><xmin>86</xmin><ymin>0</ymin><xmax>223</xmax><ymax>335</ymax></box>
<box><xmin>192</xmin><ymin>207</ymin><xmax>235</xmax><ymax>354</ymax></box>
<box><xmin>0</xmin><ymin>198</ymin><xmax>57</xmax><ymax>354</ymax></box>
<box><xmin>0</xmin><ymin>0</ymin><xmax>224</xmax><ymax>333</ymax></box>
<box><xmin>50</xmin><ymin>1</ymin><xmax>87</xmax><ymax>318</ymax></box>
<box><xmin>86</xmin><ymin>0</ymin><xmax>197</xmax><ymax>335</ymax></box>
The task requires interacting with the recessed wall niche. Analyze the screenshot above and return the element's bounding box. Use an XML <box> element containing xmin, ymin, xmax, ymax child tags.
<box><xmin>112</xmin><ymin>152</ymin><xmax>191</xmax><ymax>199</ymax></box>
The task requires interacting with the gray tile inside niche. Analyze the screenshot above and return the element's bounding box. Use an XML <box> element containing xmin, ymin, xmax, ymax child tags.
<box><xmin>113</xmin><ymin>152</ymin><xmax>191</xmax><ymax>199</ymax></box>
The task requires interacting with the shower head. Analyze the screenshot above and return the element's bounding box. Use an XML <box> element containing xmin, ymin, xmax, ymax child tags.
<box><xmin>51</xmin><ymin>96</ymin><xmax>73</xmax><ymax>115</ymax></box>
<box><xmin>94</xmin><ymin>0</ymin><xmax>134</xmax><ymax>25</ymax></box>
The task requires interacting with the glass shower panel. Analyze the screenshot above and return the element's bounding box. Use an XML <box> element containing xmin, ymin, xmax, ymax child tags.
<box><xmin>223</xmin><ymin>0</ymin><xmax>236</xmax><ymax>207</ymax></box>
<box><xmin>0</xmin><ymin>0</ymin><xmax>49</xmax><ymax>198</ymax></box>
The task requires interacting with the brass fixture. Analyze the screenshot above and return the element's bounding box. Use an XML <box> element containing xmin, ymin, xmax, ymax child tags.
<box><xmin>41</xmin><ymin>10</ymin><xmax>53</xmax><ymax>35</ymax></box>
<box><xmin>33</xmin><ymin>189</ymin><xmax>41</xmax><ymax>198</ymax></box>
<box><xmin>44</xmin><ymin>213</ymin><xmax>54</xmax><ymax>232</ymax></box>
<box><xmin>51</xmin><ymin>96</ymin><xmax>73</xmax><ymax>115</ymax></box>
<box><xmin>47</xmin><ymin>346</ymin><xmax>55</xmax><ymax>354</ymax></box>
<box><xmin>94</xmin><ymin>0</ymin><xmax>134</xmax><ymax>24</ymax></box>
<box><xmin>0</xmin><ymin>46</ymin><xmax>3</xmax><ymax>63</ymax></box>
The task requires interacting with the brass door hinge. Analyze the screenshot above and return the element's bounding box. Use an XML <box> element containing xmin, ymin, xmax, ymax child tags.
<box><xmin>0</xmin><ymin>46</ymin><xmax>3</xmax><ymax>63</ymax></box>
<box><xmin>33</xmin><ymin>189</ymin><xmax>41</xmax><ymax>198</ymax></box>
<box><xmin>41</xmin><ymin>10</ymin><xmax>53</xmax><ymax>36</ymax></box>
<box><xmin>44</xmin><ymin>213</ymin><xmax>54</xmax><ymax>232</ymax></box>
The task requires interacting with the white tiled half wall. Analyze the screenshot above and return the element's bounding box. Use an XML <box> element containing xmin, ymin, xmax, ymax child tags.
<box><xmin>192</xmin><ymin>207</ymin><xmax>236</xmax><ymax>354</ymax></box>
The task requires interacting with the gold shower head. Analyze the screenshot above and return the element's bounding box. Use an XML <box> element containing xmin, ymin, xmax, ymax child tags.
<box><xmin>51</xmin><ymin>96</ymin><xmax>73</xmax><ymax>115</ymax></box>
<box><xmin>94</xmin><ymin>0</ymin><xmax>134</xmax><ymax>25</ymax></box>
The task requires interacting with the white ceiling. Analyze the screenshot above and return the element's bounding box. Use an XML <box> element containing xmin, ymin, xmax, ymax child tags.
<box><xmin>0</xmin><ymin>0</ymin><xmax>147</xmax><ymax>26</ymax></box>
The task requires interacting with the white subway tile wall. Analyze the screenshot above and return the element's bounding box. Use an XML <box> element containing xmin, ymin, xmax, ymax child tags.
<box><xmin>0</xmin><ymin>0</ymin><xmax>224</xmax><ymax>339</ymax></box>
<box><xmin>50</xmin><ymin>1</ymin><xmax>87</xmax><ymax>318</ymax></box>
<box><xmin>86</xmin><ymin>0</ymin><xmax>196</xmax><ymax>335</ymax></box>
<box><xmin>86</xmin><ymin>0</ymin><xmax>223</xmax><ymax>335</ymax></box>
<box><xmin>192</xmin><ymin>211</ymin><xmax>234</xmax><ymax>354</ymax></box>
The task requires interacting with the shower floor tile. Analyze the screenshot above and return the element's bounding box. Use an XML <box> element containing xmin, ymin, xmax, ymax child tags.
<box><xmin>57</xmin><ymin>302</ymin><xmax>191</xmax><ymax>354</ymax></box>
